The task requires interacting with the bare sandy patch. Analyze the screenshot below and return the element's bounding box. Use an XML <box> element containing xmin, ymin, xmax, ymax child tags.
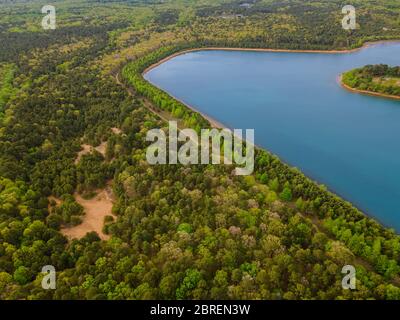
<box><xmin>95</xmin><ymin>142</ymin><xmax>107</xmax><ymax>158</ymax></box>
<box><xmin>75</xmin><ymin>144</ymin><xmax>92</xmax><ymax>164</ymax></box>
<box><xmin>111</xmin><ymin>127</ymin><xmax>122</xmax><ymax>135</ymax></box>
<box><xmin>48</xmin><ymin>196</ymin><xmax>61</xmax><ymax>206</ymax></box>
<box><xmin>61</xmin><ymin>187</ymin><xmax>115</xmax><ymax>241</ymax></box>
<box><xmin>75</xmin><ymin>142</ymin><xmax>107</xmax><ymax>164</ymax></box>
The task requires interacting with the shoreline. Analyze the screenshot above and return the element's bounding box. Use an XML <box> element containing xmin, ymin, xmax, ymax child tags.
<box><xmin>338</xmin><ymin>75</ymin><xmax>400</xmax><ymax>101</ymax></box>
<box><xmin>142</xmin><ymin>40</ymin><xmax>400</xmax><ymax>74</ymax></box>
<box><xmin>142</xmin><ymin>40</ymin><xmax>400</xmax><ymax>128</ymax></box>
<box><xmin>144</xmin><ymin>76</ymin><xmax>228</xmax><ymax>130</ymax></box>
<box><xmin>136</xmin><ymin>41</ymin><xmax>400</xmax><ymax>232</ymax></box>
<box><xmin>124</xmin><ymin>40</ymin><xmax>400</xmax><ymax>232</ymax></box>
<box><xmin>144</xmin><ymin>74</ymin><xmax>394</xmax><ymax>231</ymax></box>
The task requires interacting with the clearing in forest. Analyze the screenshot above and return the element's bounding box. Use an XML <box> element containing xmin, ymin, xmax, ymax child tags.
<box><xmin>75</xmin><ymin>142</ymin><xmax>107</xmax><ymax>164</ymax></box>
<box><xmin>61</xmin><ymin>187</ymin><xmax>115</xmax><ymax>241</ymax></box>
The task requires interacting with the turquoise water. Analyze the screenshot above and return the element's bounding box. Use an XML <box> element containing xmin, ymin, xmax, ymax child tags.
<box><xmin>144</xmin><ymin>43</ymin><xmax>400</xmax><ymax>231</ymax></box>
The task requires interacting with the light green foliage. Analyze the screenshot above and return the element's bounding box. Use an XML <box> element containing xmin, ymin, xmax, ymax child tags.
<box><xmin>0</xmin><ymin>0</ymin><xmax>399</xmax><ymax>301</ymax></box>
<box><xmin>343</xmin><ymin>64</ymin><xmax>400</xmax><ymax>96</ymax></box>
<box><xmin>0</xmin><ymin>64</ymin><xmax>16</xmax><ymax>119</ymax></box>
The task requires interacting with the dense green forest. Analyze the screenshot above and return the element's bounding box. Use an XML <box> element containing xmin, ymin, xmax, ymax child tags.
<box><xmin>1</xmin><ymin>0</ymin><xmax>400</xmax><ymax>300</ymax></box>
<box><xmin>342</xmin><ymin>64</ymin><xmax>400</xmax><ymax>97</ymax></box>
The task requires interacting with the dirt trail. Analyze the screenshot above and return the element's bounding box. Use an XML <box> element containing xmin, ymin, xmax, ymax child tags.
<box><xmin>61</xmin><ymin>187</ymin><xmax>115</xmax><ymax>241</ymax></box>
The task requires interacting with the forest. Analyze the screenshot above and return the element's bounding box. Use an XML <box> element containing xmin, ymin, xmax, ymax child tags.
<box><xmin>1</xmin><ymin>0</ymin><xmax>400</xmax><ymax>300</ymax></box>
<box><xmin>342</xmin><ymin>64</ymin><xmax>400</xmax><ymax>97</ymax></box>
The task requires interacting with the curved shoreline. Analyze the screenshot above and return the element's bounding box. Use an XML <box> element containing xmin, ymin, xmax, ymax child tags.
<box><xmin>136</xmin><ymin>41</ymin><xmax>400</xmax><ymax>232</ymax></box>
<box><xmin>143</xmin><ymin>76</ymin><xmax>228</xmax><ymax>129</ymax></box>
<box><xmin>141</xmin><ymin>73</ymin><xmax>392</xmax><ymax>231</ymax></box>
<box><xmin>142</xmin><ymin>40</ymin><xmax>400</xmax><ymax>74</ymax></box>
<box><xmin>142</xmin><ymin>40</ymin><xmax>400</xmax><ymax>127</ymax></box>
<box><xmin>339</xmin><ymin>75</ymin><xmax>400</xmax><ymax>101</ymax></box>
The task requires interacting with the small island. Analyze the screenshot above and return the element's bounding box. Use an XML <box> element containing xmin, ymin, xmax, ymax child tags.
<box><xmin>341</xmin><ymin>64</ymin><xmax>400</xmax><ymax>100</ymax></box>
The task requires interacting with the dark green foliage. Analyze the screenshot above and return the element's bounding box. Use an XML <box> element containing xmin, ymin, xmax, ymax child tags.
<box><xmin>52</xmin><ymin>195</ymin><xmax>84</xmax><ymax>226</ymax></box>
<box><xmin>343</xmin><ymin>64</ymin><xmax>400</xmax><ymax>96</ymax></box>
<box><xmin>76</xmin><ymin>152</ymin><xmax>110</xmax><ymax>194</ymax></box>
<box><xmin>1</xmin><ymin>0</ymin><xmax>400</xmax><ymax>301</ymax></box>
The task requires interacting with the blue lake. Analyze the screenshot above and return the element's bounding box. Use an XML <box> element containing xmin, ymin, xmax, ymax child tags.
<box><xmin>144</xmin><ymin>43</ymin><xmax>400</xmax><ymax>231</ymax></box>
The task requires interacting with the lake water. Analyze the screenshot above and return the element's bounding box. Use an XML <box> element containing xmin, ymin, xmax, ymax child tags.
<box><xmin>144</xmin><ymin>43</ymin><xmax>400</xmax><ymax>231</ymax></box>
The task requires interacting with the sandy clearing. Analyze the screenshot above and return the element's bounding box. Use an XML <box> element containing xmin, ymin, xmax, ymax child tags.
<box><xmin>61</xmin><ymin>187</ymin><xmax>115</xmax><ymax>241</ymax></box>
<box><xmin>75</xmin><ymin>142</ymin><xmax>108</xmax><ymax>164</ymax></box>
<box><xmin>48</xmin><ymin>196</ymin><xmax>61</xmax><ymax>206</ymax></box>
<box><xmin>111</xmin><ymin>127</ymin><xmax>122</xmax><ymax>135</ymax></box>
<box><xmin>75</xmin><ymin>144</ymin><xmax>92</xmax><ymax>164</ymax></box>
<box><xmin>95</xmin><ymin>142</ymin><xmax>107</xmax><ymax>157</ymax></box>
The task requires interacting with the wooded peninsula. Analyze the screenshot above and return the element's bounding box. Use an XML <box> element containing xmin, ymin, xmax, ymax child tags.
<box><xmin>342</xmin><ymin>64</ymin><xmax>400</xmax><ymax>99</ymax></box>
